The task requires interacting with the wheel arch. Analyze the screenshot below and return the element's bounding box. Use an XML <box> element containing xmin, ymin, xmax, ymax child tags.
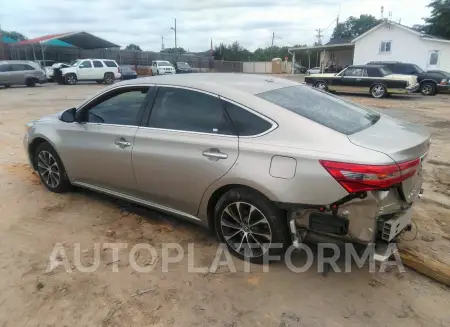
<box><xmin>419</xmin><ymin>79</ymin><xmax>438</xmax><ymax>85</ymax></box>
<box><xmin>204</xmin><ymin>183</ymin><xmax>277</xmax><ymax>233</ymax></box>
<box><xmin>28</xmin><ymin>136</ymin><xmax>60</xmax><ymax>170</ymax></box>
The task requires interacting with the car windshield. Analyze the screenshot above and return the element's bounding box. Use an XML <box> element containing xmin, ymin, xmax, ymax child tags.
<box><xmin>257</xmin><ymin>86</ymin><xmax>380</xmax><ymax>135</ymax></box>
<box><xmin>177</xmin><ymin>62</ymin><xmax>190</xmax><ymax>67</ymax></box>
<box><xmin>69</xmin><ymin>60</ymin><xmax>80</xmax><ymax>66</ymax></box>
<box><xmin>413</xmin><ymin>64</ymin><xmax>425</xmax><ymax>73</ymax></box>
<box><xmin>158</xmin><ymin>61</ymin><xmax>172</xmax><ymax>67</ymax></box>
<box><xmin>121</xmin><ymin>66</ymin><xmax>133</xmax><ymax>72</ymax></box>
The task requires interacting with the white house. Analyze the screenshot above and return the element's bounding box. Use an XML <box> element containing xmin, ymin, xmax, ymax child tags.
<box><xmin>288</xmin><ymin>21</ymin><xmax>450</xmax><ymax>72</ymax></box>
<box><xmin>353</xmin><ymin>21</ymin><xmax>450</xmax><ymax>71</ymax></box>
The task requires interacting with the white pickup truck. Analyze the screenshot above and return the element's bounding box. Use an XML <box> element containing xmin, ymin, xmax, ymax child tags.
<box><xmin>60</xmin><ymin>59</ymin><xmax>121</xmax><ymax>85</ymax></box>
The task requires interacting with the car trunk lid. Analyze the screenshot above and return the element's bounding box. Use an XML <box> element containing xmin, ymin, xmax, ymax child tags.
<box><xmin>348</xmin><ymin>114</ymin><xmax>430</xmax><ymax>163</ymax></box>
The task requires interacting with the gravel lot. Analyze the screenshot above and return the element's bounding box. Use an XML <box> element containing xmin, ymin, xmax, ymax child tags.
<box><xmin>0</xmin><ymin>82</ymin><xmax>449</xmax><ymax>327</ymax></box>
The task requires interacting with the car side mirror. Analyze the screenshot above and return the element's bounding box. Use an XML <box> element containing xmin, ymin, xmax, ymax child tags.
<box><xmin>60</xmin><ymin>108</ymin><xmax>77</xmax><ymax>123</ymax></box>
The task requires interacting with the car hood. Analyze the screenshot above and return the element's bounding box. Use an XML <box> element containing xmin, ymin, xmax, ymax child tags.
<box><xmin>348</xmin><ymin>114</ymin><xmax>430</xmax><ymax>163</ymax></box>
<box><xmin>307</xmin><ymin>73</ymin><xmax>336</xmax><ymax>78</ymax></box>
<box><xmin>386</xmin><ymin>74</ymin><xmax>418</xmax><ymax>85</ymax></box>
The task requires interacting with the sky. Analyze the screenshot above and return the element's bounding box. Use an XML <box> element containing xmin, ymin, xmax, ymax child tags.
<box><xmin>0</xmin><ymin>0</ymin><xmax>432</xmax><ymax>52</ymax></box>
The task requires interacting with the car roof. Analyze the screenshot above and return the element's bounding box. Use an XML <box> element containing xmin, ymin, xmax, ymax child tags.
<box><xmin>349</xmin><ymin>65</ymin><xmax>387</xmax><ymax>69</ymax></box>
<box><xmin>115</xmin><ymin>73</ymin><xmax>298</xmax><ymax>96</ymax></box>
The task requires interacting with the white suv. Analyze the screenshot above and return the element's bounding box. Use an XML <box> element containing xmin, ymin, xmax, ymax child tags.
<box><xmin>60</xmin><ymin>59</ymin><xmax>122</xmax><ymax>85</ymax></box>
<box><xmin>151</xmin><ymin>60</ymin><xmax>176</xmax><ymax>75</ymax></box>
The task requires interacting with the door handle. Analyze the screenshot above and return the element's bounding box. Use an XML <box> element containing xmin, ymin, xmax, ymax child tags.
<box><xmin>114</xmin><ymin>138</ymin><xmax>131</xmax><ymax>148</ymax></box>
<box><xmin>202</xmin><ymin>148</ymin><xmax>228</xmax><ymax>160</ymax></box>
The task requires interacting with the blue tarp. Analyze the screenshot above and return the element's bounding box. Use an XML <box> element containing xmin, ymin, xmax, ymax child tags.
<box><xmin>43</xmin><ymin>39</ymin><xmax>74</xmax><ymax>47</ymax></box>
<box><xmin>2</xmin><ymin>35</ymin><xmax>17</xmax><ymax>43</ymax></box>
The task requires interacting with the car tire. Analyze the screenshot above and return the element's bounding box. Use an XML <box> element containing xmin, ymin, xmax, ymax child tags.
<box><xmin>25</xmin><ymin>78</ymin><xmax>36</xmax><ymax>87</ymax></box>
<box><xmin>34</xmin><ymin>142</ymin><xmax>72</xmax><ymax>193</ymax></box>
<box><xmin>420</xmin><ymin>82</ymin><xmax>436</xmax><ymax>96</ymax></box>
<box><xmin>370</xmin><ymin>84</ymin><xmax>387</xmax><ymax>98</ymax></box>
<box><xmin>103</xmin><ymin>73</ymin><xmax>115</xmax><ymax>84</ymax></box>
<box><xmin>65</xmin><ymin>74</ymin><xmax>77</xmax><ymax>85</ymax></box>
<box><xmin>314</xmin><ymin>81</ymin><xmax>328</xmax><ymax>91</ymax></box>
<box><xmin>213</xmin><ymin>187</ymin><xmax>289</xmax><ymax>264</ymax></box>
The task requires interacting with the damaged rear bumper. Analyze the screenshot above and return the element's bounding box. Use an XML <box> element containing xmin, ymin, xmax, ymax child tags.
<box><xmin>281</xmin><ymin>186</ymin><xmax>423</xmax><ymax>261</ymax></box>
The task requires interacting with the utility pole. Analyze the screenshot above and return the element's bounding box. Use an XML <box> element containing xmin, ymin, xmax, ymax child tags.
<box><xmin>315</xmin><ymin>28</ymin><xmax>322</xmax><ymax>45</ymax></box>
<box><xmin>271</xmin><ymin>32</ymin><xmax>275</xmax><ymax>59</ymax></box>
<box><xmin>161</xmin><ymin>36</ymin><xmax>165</xmax><ymax>51</ymax></box>
<box><xmin>171</xmin><ymin>18</ymin><xmax>177</xmax><ymax>50</ymax></box>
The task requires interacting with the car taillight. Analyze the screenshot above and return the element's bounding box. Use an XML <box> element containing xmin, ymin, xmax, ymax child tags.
<box><xmin>118</xmin><ymin>67</ymin><xmax>121</xmax><ymax>73</ymax></box>
<box><xmin>440</xmin><ymin>78</ymin><xmax>448</xmax><ymax>85</ymax></box>
<box><xmin>319</xmin><ymin>158</ymin><xmax>420</xmax><ymax>193</ymax></box>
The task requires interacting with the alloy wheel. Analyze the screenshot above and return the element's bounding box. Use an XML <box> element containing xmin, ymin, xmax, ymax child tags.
<box><xmin>67</xmin><ymin>75</ymin><xmax>76</xmax><ymax>85</ymax></box>
<box><xmin>220</xmin><ymin>201</ymin><xmax>272</xmax><ymax>258</ymax></box>
<box><xmin>372</xmin><ymin>85</ymin><xmax>385</xmax><ymax>98</ymax></box>
<box><xmin>316</xmin><ymin>82</ymin><xmax>327</xmax><ymax>90</ymax></box>
<box><xmin>422</xmin><ymin>84</ymin><xmax>433</xmax><ymax>95</ymax></box>
<box><xmin>105</xmin><ymin>75</ymin><xmax>113</xmax><ymax>83</ymax></box>
<box><xmin>37</xmin><ymin>150</ymin><xmax>61</xmax><ymax>188</ymax></box>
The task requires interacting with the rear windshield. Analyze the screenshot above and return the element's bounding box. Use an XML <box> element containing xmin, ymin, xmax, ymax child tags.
<box><xmin>257</xmin><ymin>86</ymin><xmax>380</xmax><ymax>135</ymax></box>
<box><xmin>158</xmin><ymin>61</ymin><xmax>172</xmax><ymax>66</ymax></box>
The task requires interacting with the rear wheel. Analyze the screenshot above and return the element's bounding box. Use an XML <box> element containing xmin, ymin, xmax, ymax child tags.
<box><xmin>34</xmin><ymin>142</ymin><xmax>72</xmax><ymax>193</ymax></box>
<box><xmin>104</xmin><ymin>73</ymin><xmax>114</xmax><ymax>84</ymax></box>
<box><xmin>65</xmin><ymin>74</ymin><xmax>77</xmax><ymax>85</ymax></box>
<box><xmin>370</xmin><ymin>84</ymin><xmax>386</xmax><ymax>98</ymax></box>
<box><xmin>314</xmin><ymin>81</ymin><xmax>328</xmax><ymax>91</ymax></box>
<box><xmin>214</xmin><ymin>188</ymin><xmax>289</xmax><ymax>264</ymax></box>
<box><xmin>420</xmin><ymin>82</ymin><xmax>436</xmax><ymax>96</ymax></box>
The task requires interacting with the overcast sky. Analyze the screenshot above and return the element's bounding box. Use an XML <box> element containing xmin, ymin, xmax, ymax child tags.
<box><xmin>0</xmin><ymin>0</ymin><xmax>431</xmax><ymax>52</ymax></box>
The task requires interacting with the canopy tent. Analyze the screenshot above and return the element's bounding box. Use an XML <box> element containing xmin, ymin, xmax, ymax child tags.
<box><xmin>15</xmin><ymin>31</ymin><xmax>120</xmax><ymax>49</ymax></box>
<box><xmin>9</xmin><ymin>31</ymin><xmax>120</xmax><ymax>62</ymax></box>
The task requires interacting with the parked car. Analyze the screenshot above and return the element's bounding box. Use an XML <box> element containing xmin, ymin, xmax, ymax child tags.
<box><xmin>57</xmin><ymin>59</ymin><xmax>121</xmax><ymax>85</ymax></box>
<box><xmin>367</xmin><ymin>61</ymin><xmax>444</xmax><ymax>96</ymax></box>
<box><xmin>305</xmin><ymin>65</ymin><xmax>419</xmax><ymax>98</ymax></box>
<box><xmin>426</xmin><ymin>70</ymin><xmax>450</xmax><ymax>93</ymax></box>
<box><xmin>306</xmin><ymin>67</ymin><xmax>321</xmax><ymax>75</ymax></box>
<box><xmin>0</xmin><ymin>60</ymin><xmax>47</xmax><ymax>87</ymax></box>
<box><xmin>120</xmin><ymin>66</ymin><xmax>138</xmax><ymax>80</ymax></box>
<box><xmin>293</xmin><ymin>63</ymin><xmax>307</xmax><ymax>74</ymax></box>
<box><xmin>151</xmin><ymin>60</ymin><xmax>176</xmax><ymax>75</ymax></box>
<box><xmin>174</xmin><ymin>62</ymin><xmax>192</xmax><ymax>74</ymax></box>
<box><xmin>36</xmin><ymin>60</ymin><xmax>57</xmax><ymax>81</ymax></box>
<box><xmin>24</xmin><ymin>74</ymin><xmax>429</xmax><ymax>263</ymax></box>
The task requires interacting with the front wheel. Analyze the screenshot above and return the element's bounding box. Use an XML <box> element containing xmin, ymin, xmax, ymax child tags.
<box><xmin>314</xmin><ymin>81</ymin><xmax>328</xmax><ymax>91</ymax></box>
<box><xmin>34</xmin><ymin>142</ymin><xmax>72</xmax><ymax>193</ymax></box>
<box><xmin>65</xmin><ymin>74</ymin><xmax>77</xmax><ymax>85</ymax></box>
<box><xmin>214</xmin><ymin>188</ymin><xmax>289</xmax><ymax>264</ymax></box>
<box><xmin>420</xmin><ymin>82</ymin><xmax>436</xmax><ymax>96</ymax></box>
<box><xmin>370</xmin><ymin>84</ymin><xmax>387</xmax><ymax>98</ymax></box>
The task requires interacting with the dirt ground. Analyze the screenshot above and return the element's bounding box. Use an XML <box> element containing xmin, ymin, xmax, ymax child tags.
<box><xmin>0</xmin><ymin>82</ymin><xmax>449</xmax><ymax>327</ymax></box>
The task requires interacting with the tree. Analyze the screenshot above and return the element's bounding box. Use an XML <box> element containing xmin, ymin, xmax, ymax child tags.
<box><xmin>125</xmin><ymin>44</ymin><xmax>142</xmax><ymax>51</ymax></box>
<box><xmin>423</xmin><ymin>0</ymin><xmax>450</xmax><ymax>39</ymax></box>
<box><xmin>160</xmin><ymin>47</ymin><xmax>186</xmax><ymax>54</ymax></box>
<box><xmin>331</xmin><ymin>14</ymin><xmax>382</xmax><ymax>40</ymax></box>
<box><xmin>0</xmin><ymin>29</ymin><xmax>27</xmax><ymax>41</ymax></box>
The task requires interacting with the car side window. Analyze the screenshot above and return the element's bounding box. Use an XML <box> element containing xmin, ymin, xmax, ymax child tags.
<box><xmin>103</xmin><ymin>61</ymin><xmax>118</xmax><ymax>68</ymax></box>
<box><xmin>148</xmin><ymin>87</ymin><xmax>235</xmax><ymax>135</ymax></box>
<box><xmin>79</xmin><ymin>61</ymin><xmax>92</xmax><ymax>69</ymax></box>
<box><xmin>84</xmin><ymin>87</ymin><xmax>149</xmax><ymax>126</ymax></box>
<box><xmin>225</xmin><ymin>102</ymin><xmax>272</xmax><ymax>136</ymax></box>
<box><xmin>367</xmin><ymin>68</ymin><xmax>382</xmax><ymax>77</ymax></box>
<box><xmin>11</xmin><ymin>64</ymin><xmax>35</xmax><ymax>71</ymax></box>
<box><xmin>93</xmin><ymin>60</ymin><xmax>104</xmax><ymax>68</ymax></box>
<box><xmin>0</xmin><ymin>65</ymin><xmax>10</xmax><ymax>72</ymax></box>
<box><xmin>344</xmin><ymin>68</ymin><xmax>363</xmax><ymax>77</ymax></box>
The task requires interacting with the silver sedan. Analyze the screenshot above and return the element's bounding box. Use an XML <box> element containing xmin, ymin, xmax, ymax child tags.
<box><xmin>24</xmin><ymin>74</ymin><xmax>430</xmax><ymax>263</ymax></box>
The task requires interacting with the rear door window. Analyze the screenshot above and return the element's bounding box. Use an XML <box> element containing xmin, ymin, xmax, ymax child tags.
<box><xmin>257</xmin><ymin>86</ymin><xmax>380</xmax><ymax>135</ymax></box>
<box><xmin>93</xmin><ymin>60</ymin><xmax>104</xmax><ymax>68</ymax></box>
<box><xmin>11</xmin><ymin>64</ymin><xmax>35</xmax><ymax>71</ymax></box>
<box><xmin>0</xmin><ymin>64</ymin><xmax>12</xmax><ymax>72</ymax></box>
